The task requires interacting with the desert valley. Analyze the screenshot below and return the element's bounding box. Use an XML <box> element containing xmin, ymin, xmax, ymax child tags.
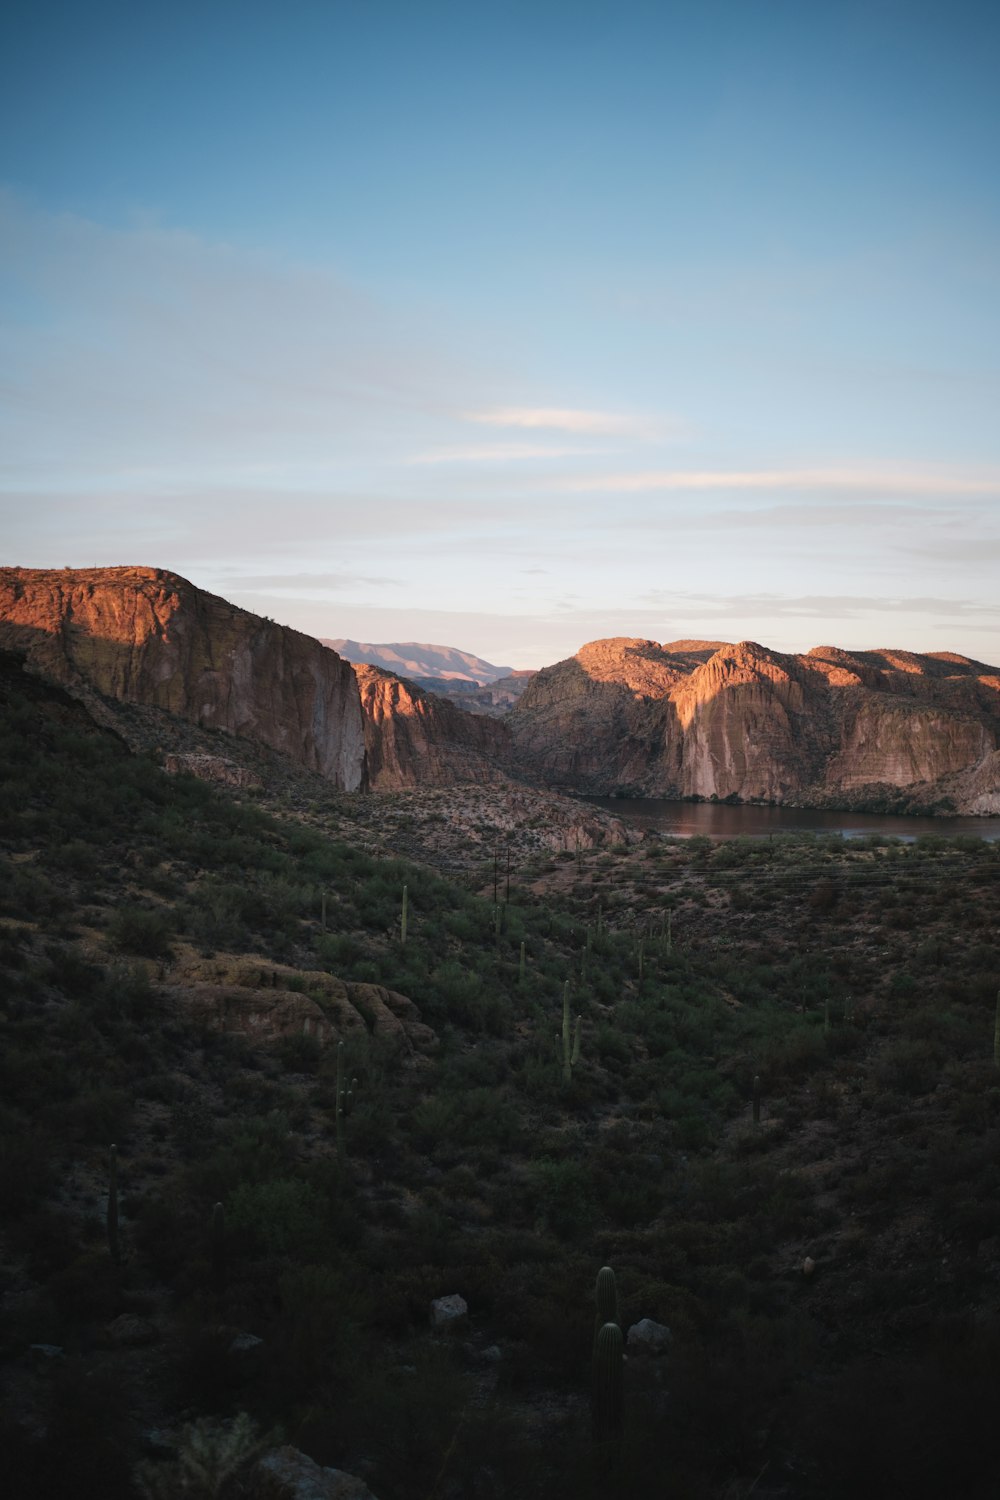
<box><xmin>1</xmin><ymin>565</ymin><xmax>999</xmax><ymax>1499</ymax></box>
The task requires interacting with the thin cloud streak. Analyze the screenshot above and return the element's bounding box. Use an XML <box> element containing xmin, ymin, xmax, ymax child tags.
<box><xmin>408</xmin><ymin>443</ymin><xmax>609</xmax><ymax>464</ymax></box>
<box><xmin>466</xmin><ymin>407</ymin><xmax>672</xmax><ymax>438</ymax></box>
<box><xmin>220</xmin><ymin>572</ymin><xmax>400</xmax><ymax>591</ymax></box>
<box><xmin>556</xmin><ymin>468</ymin><xmax>1000</xmax><ymax>496</ymax></box>
<box><xmin>639</xmin><ymin>591</ymin><xmax>1000</xmax><ymax>621</ymax></box>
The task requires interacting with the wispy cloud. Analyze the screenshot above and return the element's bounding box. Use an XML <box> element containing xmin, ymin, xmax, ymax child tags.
<box><xmin>0</xmin><ymin>191</ymin><xmax>472</xmax><ymax>487</ymax></box>
<box><xmin>901</xmin><ymin>538</ymin><xmax>1000</xmax><ymax>562</ymax></box>
<box><xmin>557</xmin><ymin>468</ymin><xmax>1000</xmax><ymax>496</ymax></box>
<box><xmin>220</xmin><ymin>572</ymin><xmax>399</xmax><ymax>591</ymax></box>
<box><xmin>465</xmin><ymin>406</ymin><xmax>670</xmax><ymax>438</ymax></box>
<box><xmin>409</xmin><ymin>442</ymin><xmax>606</xmax><ymax>464</ymax></box>
<box><xmin>638</xmin><ymin>590</ymin><xmax>1000</xmax><ymax>621</ymax></box>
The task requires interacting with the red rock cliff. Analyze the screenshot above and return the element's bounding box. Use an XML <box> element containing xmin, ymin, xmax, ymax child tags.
<box><xmin>353</xmin><ymin>663</ymin><xmax>510</xmax><ymax>789</ymax></box>
<box><xmin>509</xmin><ymin>636</ymin><xmax>1000</xmax><ymax>812</ymax></box>
<box><xmin>0</xmin><ymin>566</ymin><xmax>367</xmax><ymax>790</ymax></box>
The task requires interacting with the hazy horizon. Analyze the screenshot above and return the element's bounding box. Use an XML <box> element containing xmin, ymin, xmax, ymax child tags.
<box><xmin>3</xmin><ymin>2</ymin><xmax>999</xmax><ymax>669</ymax></box>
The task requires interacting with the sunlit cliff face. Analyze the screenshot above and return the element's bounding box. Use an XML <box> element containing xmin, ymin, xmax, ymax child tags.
<box><xmin>0</xmin><ymin>566</ymin><xmax>368</xmax><ymax>791</ymax></box>
<box><xmin>508</xmin><ymin>636</ymin><xmax>1000</xmax><ymax>807</ymax></box>
<box><xmin>2</xmin><ymin>568</ymin><xmax>999</xmax><ymax>812</ymax></box>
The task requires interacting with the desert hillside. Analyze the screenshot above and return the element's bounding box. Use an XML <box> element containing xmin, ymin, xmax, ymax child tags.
<box><xmin>2</xmin><ymin>647</ymin><xmax>999</xmax><ymax>1498</ymax></box>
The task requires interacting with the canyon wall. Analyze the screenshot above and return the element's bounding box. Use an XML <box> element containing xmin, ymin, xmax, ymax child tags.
<box><xmin>0</xmin><ymin>566</ymin><xmax>367</xmax><ymax>790</ymax></box>
<box><xmin>509</xmin><ymin>637</ymin><xmax>1000</xmax><ymax>813</ymax></box>
<box><xmin>3</xmin><ymin>568</ymin><xmax>997</xmax><ymax>814</ymax></box>
<box><xmin>353</xmin><ymin>663</ymin><xmax>510</xmax><ymax>789</ymax></box>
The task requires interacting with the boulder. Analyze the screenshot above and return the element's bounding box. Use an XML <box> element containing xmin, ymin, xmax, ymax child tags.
<box><xmin>106</xmin><ymin>1313</ymin><xmax>158</xmax><ymax>1347</ymax></box>
<box><xmin>429</xmin><ymin>1294</ymin><xmax>468</xmax><ymax>1330</ymax></box>
<box><xmin>247</xmin><ymin>1447</ymin><xmax>377</xmax><ymax>1500</ymax></box>
<box><xmin>626</xmin><ymin>1318</ymin><xmax>672</xmax><ymax>1355</ymax></box>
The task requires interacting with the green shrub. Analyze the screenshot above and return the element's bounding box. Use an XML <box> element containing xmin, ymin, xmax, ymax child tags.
<box><xmin>109</xmin><ymin>905</ymin><xmax>173</xmax><ymax>959</ymax></box>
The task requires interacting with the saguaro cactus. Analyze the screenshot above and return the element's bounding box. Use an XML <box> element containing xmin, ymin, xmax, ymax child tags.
<box><xmin>400</xmin><ymin>884</ymin><xmax>408</xmax><ymax>946</ymax></box>
<box><xmin>752</xmin><ymin>1074</ymin><xmax>761</xmax><ymax>1125</ymax></box>
<box><xmin>211</xmin><ymin>1201</ymin><xmax>226</xmax><ymax>1291</ymax></box>
<box><xmin>594</xmin><ymin>1265</ymin><xmax>619</xmax><ymax>1334</ymax></box>
<box><xmin>107</xmin><ymin>1143</ymin><xmax>120</xmax><ymax>1263</ymax></box>
<box><xmin>335</xmin><ymin>1041</ymin><xmax>346</xmax><ymax>1164</ymax></box>
<box><xmin>561</xmin><ymin>982</ymin><xmax>581</xmax><ymax>1087</ymax></box>
<box><xmin>519</xmin><ymin>940</ymin><xmax>526</xmax><ymax>985</ymax></box>
<box><xmin>592</xmin><ymin>1321</ymin><xmax>624</xmax><ymax>1449</ymax></box>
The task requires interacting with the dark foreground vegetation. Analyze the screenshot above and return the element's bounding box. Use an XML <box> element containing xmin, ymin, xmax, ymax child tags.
<box><xmin>2</xmin><ymin>652</ymin><xmax>1000</xmax><ymax>1499</ymax></box>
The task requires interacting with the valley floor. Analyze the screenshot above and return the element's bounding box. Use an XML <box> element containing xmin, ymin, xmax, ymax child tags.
<box><xmin>2</xmin><ymin>659</ymin><xmax>1000</xmax><ymax>1499</ymax></box>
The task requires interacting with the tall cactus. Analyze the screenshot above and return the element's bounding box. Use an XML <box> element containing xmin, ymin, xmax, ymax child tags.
<box><xmin>592</xmin><ymin>1321</ymin><xmax>624</xmax><ymax>1450</ymax></box>
<box><xmin>335</xmin><ymin>1041</ymin><xmax>346</xmax><ymax>1165</ymax></box>
<box><xmin>594</xmin><ymin>1265</ymin><xmax>619</xmax><ymax>1335</ymax></box>
<box><xmin>107</xmin><ymin>1143</ymin><xmax>120</xmax><ymax>1263</ymax></box>
<box><xmin>752</xmin><ymin>1074</ymin><xmax>761</xmax><ymax>1125</ymax></box>
<box><xmin>561</xmin><ymin>982</ymin><xmax>581</xmax><ymax>1087</ymax></box>
<box><xmin>400</xmin><ymin>884</ymin><xmax>408</xmax><ymax>947</ymax></box>
<box><xmin>519</xmin><ymin>940</ymin><xmax>526</xmax><ymax>986</ymax></box>
<box><xmin>211</xmin><ymin>1201</ymin><xmax>226</xmax><ymax>1291</ymax></box>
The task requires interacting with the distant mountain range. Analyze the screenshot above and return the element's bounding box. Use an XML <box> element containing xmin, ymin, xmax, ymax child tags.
<box><xmin>324</xmin><ymin>639</ymin><xmax>514</xmax><ymax>685</ymax></box>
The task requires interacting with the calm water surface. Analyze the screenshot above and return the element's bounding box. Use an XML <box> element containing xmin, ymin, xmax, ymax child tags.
<box><xmin>583</xmin><ymin>797</ymin><xmax>1000</xmax><ymax>842</ymax></box>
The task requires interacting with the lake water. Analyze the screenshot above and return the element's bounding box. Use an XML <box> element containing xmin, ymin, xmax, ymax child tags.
<box><xmin>583</xmin><ymin>797</ymin><xmax>1000</xmax><ymax>842</ymax></box>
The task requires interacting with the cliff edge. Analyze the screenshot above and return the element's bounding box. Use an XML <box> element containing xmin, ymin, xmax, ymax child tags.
<box><xmin>0</xmin><ymin>566</ymin><xmax>367</xmax><ymax>791</ymax></box>
<box><xmin>509</xmin><ymin>636</ymin><xmax>1000</xmax><ymax>813</ymax></box>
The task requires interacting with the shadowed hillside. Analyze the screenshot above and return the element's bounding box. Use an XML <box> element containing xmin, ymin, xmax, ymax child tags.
<box><xmin>2</xmin><ymin>647</ymin><xmax>1000</xmax><ymax>1498</ymax></box>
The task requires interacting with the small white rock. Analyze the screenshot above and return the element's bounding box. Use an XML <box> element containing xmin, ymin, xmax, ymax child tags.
<box><xmin>230</xmin><ymin>1332</ymin><xmax>265</xmax><ymax>1356</ymax></box>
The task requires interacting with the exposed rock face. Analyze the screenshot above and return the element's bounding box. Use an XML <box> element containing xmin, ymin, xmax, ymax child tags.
<box><xmin>0</xmin><ymin>567</ymin><xmax>366</xmax><ymax>790</ymax></box>
<box><xmin>168</xmin><ymin>953</ymin><xmax>436</xmax><ymax>1053</ymax></box>
<box><xmin>509</xmin><ymin>637</ymin><xmax>1000</xmax><ymax>813</ymax></box>
<box><xmin>162</xmin><ymin>752</ymin><xmax>264</xmax><ymax>790</ymax></box>
<box><xmin>354</xmin><ymin>663</ymin><xmax>510</xmax><ymax>789</ymax></box>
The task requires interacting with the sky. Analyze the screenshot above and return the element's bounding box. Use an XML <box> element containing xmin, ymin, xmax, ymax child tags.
<box><xmin>2</xmin><ymin>0</ymin><xmax>999</xmax><ymax>669</ymax></box>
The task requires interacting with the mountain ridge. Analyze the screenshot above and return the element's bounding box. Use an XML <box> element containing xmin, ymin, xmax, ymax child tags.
<box><xmin>508</xmin><ymin>635</ymin><xmax>1000</xmax><ymax>813</ymax></box>
<box><xmin>325</xmin><ymin>637</ymin><xmax>514</xmax><ymax>684</ymax></box>
<box><xmin>1</xmin><ymin>569</ymin><xmax>998</xmax><ymax>815</ymax></box>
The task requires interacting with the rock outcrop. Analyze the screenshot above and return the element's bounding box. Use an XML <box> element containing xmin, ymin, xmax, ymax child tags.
<box><xmin>168</xmin><ymin>953</ymin><xmax>436</xmax><ymax>1053</ymax></box>
<box><xmin>0</xmin><ymin>567</ymin><xmax>366</xmax><ymax>790</ymax></box>
<box><xmin>509</xmin><ymin>637</ymin><xmax>1000</xmax><ymax>813</ymax></box>
<box><xmin>353</xmin><ymin>663</ymin><xmax>510</xmax><ymax>789</ymax></box>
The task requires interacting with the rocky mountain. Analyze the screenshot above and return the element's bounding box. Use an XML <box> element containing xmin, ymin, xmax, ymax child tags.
<box><xmin>508</xmin><ymin>637</ymin><xmax>1000</xmax><ymax>815</ymax></box>
<box><xmin>353</xmin><ymin>663</ymin><xmax>510</xmax><ymax>788</ymax></box>
<box><xmin>0</xmin><ymin>567</ymin><xmax>514</xmax><ymax>798</ymax></box>
<box><xmin>404</xmin><ymin>669</ymin><xmax>536</xmax><ymax>717</ymax></box>
<box><xmin>3</xmin><ymin>570</ymin><xmax>998</xmax><ymax>816</ymax></box>
<box><xmin>326</xmin><ymin>638</ymin><xmax>513</xmax><ymax>684</ymax></box>
<box><xmin>0</xmin><ymin>566</ymin><xmax>367</xmax><ymax>790</ymax></box>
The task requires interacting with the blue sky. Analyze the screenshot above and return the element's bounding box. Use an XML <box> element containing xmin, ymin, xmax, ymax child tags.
<box><xmin>2</xmin><ymin>0</ymin><xmax>999</xmax><ymax>667</ymax></box>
